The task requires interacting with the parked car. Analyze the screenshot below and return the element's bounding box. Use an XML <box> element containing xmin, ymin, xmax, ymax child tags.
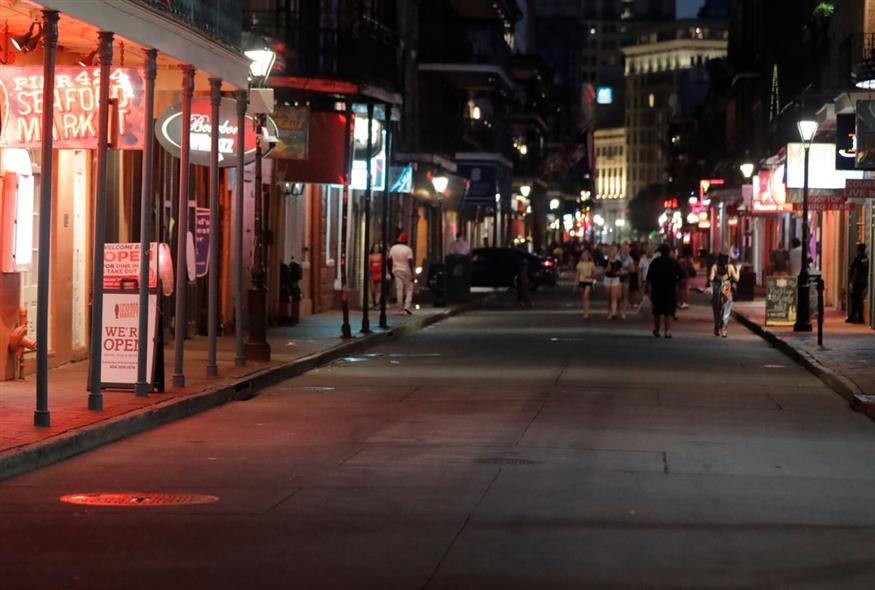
<box><xmin>470</xmin><ymin>248</ymin><xmax>557</xmax><ymax>290</ymax></box>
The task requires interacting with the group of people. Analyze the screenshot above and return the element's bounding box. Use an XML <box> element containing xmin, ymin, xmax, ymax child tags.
<box><xmin>568</xmin><ymin>239</ymin><xmax>740</xmax><ymax>338</ymax></box>
<box><xmin>368</xmin><ymin>233</ymin><xmax>415</xmax><ymax>315</ymax></box>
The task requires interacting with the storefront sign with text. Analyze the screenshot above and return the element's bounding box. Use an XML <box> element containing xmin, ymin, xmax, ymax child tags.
<box><xmin>0</xmin><ymin>66</ymin><xmax>145</xmax><ymax>149</ymax></box>
<box><xmin>156</xmin><ymin>97</ymin><xmax>277</xmax><ymax>167</ymax></box>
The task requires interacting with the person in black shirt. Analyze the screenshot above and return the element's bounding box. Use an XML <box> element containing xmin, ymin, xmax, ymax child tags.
<box><xmin>847</xmin><ymin>243</ymin><xmax>868</xmax><ymax>324</ymax></box>
<box><xmin>646</xmin><ymin>244</ymin><xmax>685</xmax><ymax>338</ymax></box>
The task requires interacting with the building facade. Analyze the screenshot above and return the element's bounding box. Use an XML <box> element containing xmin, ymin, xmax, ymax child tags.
<box><xmin>594</xmin><ymin>127</ymin><xmax>627</xmax><ymax>239</ymax></box>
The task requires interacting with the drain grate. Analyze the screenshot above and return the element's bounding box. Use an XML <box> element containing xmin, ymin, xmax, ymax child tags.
<box><xmin>476</xmin><ymin>457</ymin><xmax>538</xmax><ymax>466</ymax></box>
<box><xmin>60</xmin><ymin>492</ymin><xmax>219</xmax><ymax>507</ymax></box>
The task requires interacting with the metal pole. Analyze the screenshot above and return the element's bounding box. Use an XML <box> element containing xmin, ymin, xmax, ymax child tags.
<box><xmin>245</xmin><ymin>113</ymin><xmax>271</xmax><ymax>361</ymax></box>
<box><xmin>34</xmin><ymin>10</ymin><xmax>58</xmax><ymax>427</ymax></box>
<box><xmin>794</xmin><ymin>144</ymin><xmax>812</xmax><ymax>332</ymax></box>
<box><xmin>87</xmin><ymin>30</ymin><xmax>115</xmax><ymax>411</ymax></box>
<box><xmin>234</xmin><ymin>90</ymin><xmax>247</xmax><ymax>366</ymax></box>
<box><xmin>339</xmin><ymin>104</ymin><xmax>353</xmax><ymax>338</ymax></box>
<box><xmin>817</xmin><ymin>277</ymin><xmax>824</xmax><ymax>346</ymax></box>
<box><xmin>379</xmin><ymin>103</ymin><xmax>391</xmax><ymax>330</ymax></box>
<box><xmin>172</xmin><ymin>65</ymin><xmax>195</xmax><ymax>386</ymax></box>
<box><xmin>206</xmin><ymin>77</ymin><xmax>222</xmax><ymax>377</ymax></box>
<box><xmin>361</xmin><ymin>103</ymin><xmax>373</xmax><ymax>334</ymax></box>
<box><xmin>134</xmin><ymin>48</ymin><xmax>158</xmax><ymax>397</ymax></box>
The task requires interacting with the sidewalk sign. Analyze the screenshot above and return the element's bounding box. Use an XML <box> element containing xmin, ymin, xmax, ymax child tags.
<box><xmin>765</xmin><ymin>276</ymin><xmax>797</xmax><ymax>326</ymax></box>
<box><xmin>195</xmin><ymin>207</ymin><xmax>210</xmax><ymax>277</ymax></box>
<box><xmin>99</xmin><ymin>242</ymin><xmax>163</xmax><ymax>390</ymax></box>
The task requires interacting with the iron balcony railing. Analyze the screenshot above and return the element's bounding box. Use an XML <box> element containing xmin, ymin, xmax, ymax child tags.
<box><xmin>136</xmin><ymin>0</ymin><xmax>243</xmax><ymax>47</ymax></box>
<box><xmin>245</xmin><ymin>9</ymin><xmax>401</xmax><ymax>91</ymax></box>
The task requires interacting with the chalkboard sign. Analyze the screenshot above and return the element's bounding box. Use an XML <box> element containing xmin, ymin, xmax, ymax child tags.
<box><xmin>766</xmin><ymin>276</ymin><xmax>797</xmax><ymax>326</ymax></box>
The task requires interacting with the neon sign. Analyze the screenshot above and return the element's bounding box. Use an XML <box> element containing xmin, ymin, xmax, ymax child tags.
<box><xmin>0</xmin><ymin>66</ymin><xmax>145</xmax><ymax>149</ymax></box>
<box><xmin>156</xmin><ymin>97</ymin><xmax>277</xmax><ymax>168</ymax></box>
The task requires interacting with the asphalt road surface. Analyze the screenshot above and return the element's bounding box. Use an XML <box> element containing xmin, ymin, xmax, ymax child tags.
<box><xmin>2</xmin><ymin>286</ymin><xmax>875</xmax><ymax>589</ymax></box>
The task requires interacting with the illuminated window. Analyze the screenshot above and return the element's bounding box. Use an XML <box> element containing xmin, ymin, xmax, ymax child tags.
<box><xmin>648</xmin><ymin>93</ymin><xmax>655</xmax><ymax>108</ymax></box>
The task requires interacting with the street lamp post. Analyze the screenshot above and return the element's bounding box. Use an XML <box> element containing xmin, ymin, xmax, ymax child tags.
<box><xmin>739</xmin><ymin>162</ymin><xmax>754</xmax><ymax>264</ymax></box>
<box><xmin>243</xmin><ymin>46</ymin><xmax>276</xmax><ymax>361</ymax></box>
<box><xmin>794</xmin><ymin>119</ymin><xmax>818</xmax><ymax>332</ymax></box>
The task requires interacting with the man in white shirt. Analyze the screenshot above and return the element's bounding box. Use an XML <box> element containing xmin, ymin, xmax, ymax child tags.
<box><xmin>448</xmin><ymin>233</ymin><xmax>470</xmax><ymax>256</ymax></box>
<box><xmin>789</xmin><ymin>238</ymin><xmax>802</xmax><ymax>276</ymax></box>
<box><xmin>389</xmin><ymin>232</ymin><xmax>415</xmax><ymax>314</ymax></box>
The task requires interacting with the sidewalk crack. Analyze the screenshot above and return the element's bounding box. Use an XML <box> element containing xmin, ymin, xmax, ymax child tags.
<box><xmin>514</xmin><ymin>397</ymin><xmax>549</xmax><ymax>447</ymax></box>
<box><xmin>421</xmin><ymin>467</ymin><xmax>502</xmax><ymax>590</ymax></box>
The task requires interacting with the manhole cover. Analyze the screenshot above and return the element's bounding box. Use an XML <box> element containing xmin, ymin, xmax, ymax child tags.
<box><xmin>60</xmin><ymin>492</ymin><xmax>219</xmax><ymax>507</ymax></box>
<box><xmin>476</xmin><ymin>457</ymin><xmax>538</xmax><ymax>466</ymax></box>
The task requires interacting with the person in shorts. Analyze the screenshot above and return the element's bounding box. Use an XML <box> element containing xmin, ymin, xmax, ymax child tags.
<box><xmin>575</xmin><ymin>249</ymin><xmax>596</xmax><ymax>319</ymax></box>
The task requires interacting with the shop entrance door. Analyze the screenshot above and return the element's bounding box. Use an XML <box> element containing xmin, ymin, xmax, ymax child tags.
<box><xmin>72</xmin><ymin>150</ymin><xmax>88</xmax><ymax>349</ymax></box>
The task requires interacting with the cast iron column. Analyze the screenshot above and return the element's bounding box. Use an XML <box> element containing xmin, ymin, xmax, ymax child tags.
<box><xmin>360</xmin><ymin>103</ymin><xmax>373</xmax><ymax>334</ymax></box>
<box><xmin>206</xmin><ymin>77</ymin><xmax>222</xmax><ymax>376</ymax></box>
<box><xmin>245</xmin><ymin>114</ymin><xmax>271</xmax><ymax>361</ymax></box>
<box><xmin>134</xmin><ymin>48</ymin><xmax>157</xmax><ymax>397</ymax></box>
<box><xmin>339</xmin><ymin>105</ymin><xmax>353</xmax><ymax>338</ymax></box>
<box><xmin>233</xmin><ymin>90</ymin><xmax>247</xmax><ymax>366</ymax></box>
<box><xmin>34</xmin><ymin>10</ymin><xmax>59</xmax><ymax>426</ymax></box>
<box><xmin>794</xmin><ymin>144</ymin><xmax>812</xmax><ymax>332</ymax></box>
<box><xmin>172</xmin><ymin>66</ymin><xmax>195</xmax><ymax>386</ymax></box>
<box><xmin>87</xmin><ymin>31</ymin><xmax>114</xmax><ymax>411</ymax></box>
<box><xmin>379</xmin><ymin>104</ymin><xmax>391</xmax><ymax>330</ymax></box>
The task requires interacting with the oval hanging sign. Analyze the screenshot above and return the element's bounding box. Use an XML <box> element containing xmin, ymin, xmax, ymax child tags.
<box><xmin>155</xmin><ymin>97</ymin><xmax>277</xmax><ymax>168</ymax></box>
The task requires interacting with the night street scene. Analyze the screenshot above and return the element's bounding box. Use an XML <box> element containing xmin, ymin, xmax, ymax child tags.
<box><xmin>4</xmin><ymin>0</ymin><xmax>875</xmax><ymax>588</ymax></box>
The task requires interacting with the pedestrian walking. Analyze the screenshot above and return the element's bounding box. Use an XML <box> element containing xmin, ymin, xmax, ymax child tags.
<box><xmin>708</xmin><ymin>253</ymin><xmax>739</xmax><ymax>337</ymax></box>
<box><xmin>575</xmin><ymin>249</ymin><xmax>595</xmax><ymax>319</ymax></box>
<box><xmin>389</xmin><ymin>232</ymin><xmax>415</xmax><ymax>315</ymax></box>
<box><xmin>517</xmin><ymin>254</ymin><xmax>532</xmax><ymax>308</ymax></box>
<box><xmin>847</xmin><ymin>243</ymin><xmax>868</xmax><ymax>324</ymax></box>
<box><xmin>603</xmin><ymin>244</ymin><xmax>623</xmax><ymax>319</ymax></box>
<box><xmin>368</xmin><ymin>243</ymin><xmax>384</xmax><ymax>309</ymax></box>
<box><xmin>646</xmin><ymin>243</ymin><xmax>684</xmax><ymax>338</ymax></box>
<box><xmin>678</xmin><ymin>245</ymin><xmax>696</xmax><ymax>309</ymax></box>
<box><xmin>619</xmin><ymin>242</ymin><xmax>635</xmax><ymax>315</ymax></box>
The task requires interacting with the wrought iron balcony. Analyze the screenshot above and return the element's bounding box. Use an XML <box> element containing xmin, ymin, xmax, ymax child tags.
<box><xmin>851</xmin><ymin>32</ymin><xmax>875</xmax><ymax>89</ymax></box>
<box><xmin>136</xmin><ymin>0</ymin><xmax>243</xmax><ymax>47</ymax></box>
<box><xmin>245</xmin><ymin>9</ymin><xmax>401</xmax><ymax>92</ymax></box>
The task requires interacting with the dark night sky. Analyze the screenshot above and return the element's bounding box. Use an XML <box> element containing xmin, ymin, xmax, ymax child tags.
<box><xmin>676</xmin><ymin>0</ymin><xmax>704</xmax><ymax>18</ymax></box>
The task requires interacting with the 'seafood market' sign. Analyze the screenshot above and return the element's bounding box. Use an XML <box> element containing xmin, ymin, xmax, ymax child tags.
<box><xmin>0</xmin><ymin>66</ymin><xmax>145</xmax><ymax>149</ymax></box>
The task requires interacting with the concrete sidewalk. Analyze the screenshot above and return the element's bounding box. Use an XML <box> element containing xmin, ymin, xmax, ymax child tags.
<box><xmin>0</xmin><ymin>299</ymin><xmax>481</xmax><ymax>481</ymax></box>
<box><xmin>733</xmin><ymin>300</ymin><xmax>875</xmax><ymax>415</ymax></box>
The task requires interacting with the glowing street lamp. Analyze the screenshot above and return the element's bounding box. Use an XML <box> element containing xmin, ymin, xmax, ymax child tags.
<box><xmin>520</xmin><ymin>184</ymin><xmax>532</xmax><ymax>197</ymax></box>
<box><xmin>794</xmin><ymin>117</ymin><xmax>818</xmax><ymax>333</ymax></box>
<box><xmin>739</xmin><ymin>162</ymin><xmax>755</xmax><ymax>179</ymax></box>
<box><xmin>431</xmin><ymin>175</ymin><xmax>449</xmax><ymax>194</ymax></box>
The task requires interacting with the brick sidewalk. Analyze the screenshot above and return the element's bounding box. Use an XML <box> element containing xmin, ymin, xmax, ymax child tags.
<box><xmin>0</xmin><ymin>305</ymin><xmax>442</xmax><ymax>458</ymax></box>
<box><xmin>732</xmin><ymin>300</ymin><xmax>875</xmax><ymax>399</ymax></box>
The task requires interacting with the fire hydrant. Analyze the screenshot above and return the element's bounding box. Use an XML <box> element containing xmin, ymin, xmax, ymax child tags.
<box><xmin>8</xmin><ymin>308</ymin><xmax>36</xmax><ymax>380</ymax></box>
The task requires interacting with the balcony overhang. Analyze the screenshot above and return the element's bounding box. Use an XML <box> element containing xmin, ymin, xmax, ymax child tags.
<box><xmin>35</xmin><ymin>0</ymin><xmax>250</xmax><ymax>88</ymax></box>
<box><xmin>419</xmin><ymin>63</ymin><xmax>514</xmax><ymax>93</ymax></box>
<box><xmin>270</xmin><ymin>76</ymin><xmax>403</xmax><ymax>104</ymax></box>
<box><xmin>510</xmin><ymin>113</ymin><xmax>549</xmax><ymax>133</ymax></box>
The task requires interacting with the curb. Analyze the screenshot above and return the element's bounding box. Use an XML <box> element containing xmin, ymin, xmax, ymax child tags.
<box><xmin>732</xmin><ymin>310</ymin><xmax>875</xmax><ymax>417</ymax></box>
<box><xmin>0</xmin><ymin>298</ymin><xmax>485</xmax><ymax>482</ymax></box>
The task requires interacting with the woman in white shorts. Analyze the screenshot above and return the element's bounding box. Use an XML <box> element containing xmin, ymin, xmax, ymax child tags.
<box><xmin>602</xmin><ymin>244</ymin><xmax>623</xmax><ymax>319</ymax></box>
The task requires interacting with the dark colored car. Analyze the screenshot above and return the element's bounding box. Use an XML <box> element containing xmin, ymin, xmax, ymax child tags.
<box><xmin>470</xmin><ymin>248</ymin><xmax>557</xmax><ymax>290</ymax></box>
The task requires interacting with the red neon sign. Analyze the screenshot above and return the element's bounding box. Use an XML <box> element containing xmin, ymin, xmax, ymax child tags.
<box><xmin>0</xmin><ymin>66</ymin><xmax>145</xmax><ymax>150</ymax></box>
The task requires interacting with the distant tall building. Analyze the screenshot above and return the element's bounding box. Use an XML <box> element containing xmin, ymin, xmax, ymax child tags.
<box><xmin>699</xmin><ymin>0</ymin><xmax>729</xmax><ymax>18</ymax></box>
<box><xmin>622</xmin><ymin>20</ymin><xmax>728</xmax><ymax>200</ymax></box>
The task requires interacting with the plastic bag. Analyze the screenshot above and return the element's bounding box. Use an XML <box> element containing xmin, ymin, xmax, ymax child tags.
<box><xmin>638</xmin><ymin>294</ymin><xmax>653</xmax><ymax>317</ymax></box>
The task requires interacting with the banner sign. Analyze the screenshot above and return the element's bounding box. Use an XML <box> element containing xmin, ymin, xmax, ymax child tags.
<box><xmin>0</xmin><ymin>66</ymin><xmax>145</xmax><ymax>149</ymax></box>
<box><xmin>103</xmin><ymin>243</ymin><xmax>159</xmax><ymax>290</ymax></box>
<box><xmin>844</xmin><ymin>179</ymin><xmax>875</xmax><ymax>199</ymax></box>
<box><xmin>791</xmin><ymin>195</ymin><xmax>851</xmax><ymax>211</ymax></box>
<box><xmin>836</xmin><ymin>113</ymin><xmax>856</xmax><ymax>171</ymax></box>
<box><xmin>99</xmin><ymin>292</ymin><xmax>157</xmax><ymax>388</ymax></box>
<box><xmin>855</xmin><ymin>100</ymin><xmax>875</xmax><ymax>170</ymax></box>
<box><xmin>156</xmin><ymin>97</ymin><xmax>277</xmax><ymax>168</ymax></box>
<box><xmin>458</xmin><ymin>161</ymin><xmax>498</xmax><ymax>208</ymax></box>
<box><xmin>786</xmin><ymin>143</ymin><xmax>863</xmax><ymax>189</ymax></box>
<box><xmin>195</xmin><ymin>207</ymin><xmax>210</xmax><ymax>277</ymax></box>
<box><xmin>270</xmin><ymin>105</ymin><xmax>309</xmax><ymax>160</ymax></box>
